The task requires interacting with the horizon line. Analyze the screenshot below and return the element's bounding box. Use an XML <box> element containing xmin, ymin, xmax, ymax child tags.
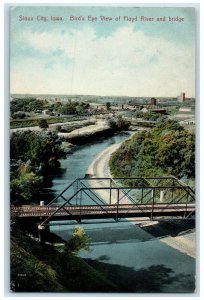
<box><xmin>10</xmin><ymin>93</ymin><xmax>194</xmax><ymax>99</ymax></box>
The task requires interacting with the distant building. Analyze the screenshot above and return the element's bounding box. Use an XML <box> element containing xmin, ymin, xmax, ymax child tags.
<box><xmin>178</xmin><ymin>92</ymin><xmax>186</xmax><ymax>102</ymax></box>
<box><xmin>150</xmin><ymin>98</ymin><xmax>157</xmax><ymax>106</ymax></box>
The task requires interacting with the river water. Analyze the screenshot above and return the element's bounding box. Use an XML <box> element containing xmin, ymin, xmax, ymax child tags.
<box><xmin>48</xmin><ymin>132</ymin><xmax>195</xmax><ymax>293</ymax></box>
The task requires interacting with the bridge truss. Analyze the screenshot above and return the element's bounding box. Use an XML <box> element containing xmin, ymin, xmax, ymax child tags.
<box><xmin>12</xmin><ymin>176</ymin><xmax>195</xmax><ymax>227</ymax></box>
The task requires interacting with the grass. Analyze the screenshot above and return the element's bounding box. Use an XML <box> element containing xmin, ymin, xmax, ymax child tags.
<box><xmin>10</xmin><ymin>226</ymin><xmax>118</xmax><ymax>292</ymax></box>
<box><xmin>10</xmin><ymin>116</ymin><xmax>87</xmax><ymax>129</ymax></box>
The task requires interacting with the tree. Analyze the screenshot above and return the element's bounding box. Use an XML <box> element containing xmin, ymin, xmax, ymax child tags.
<box><xmin>11</xmin><ymin>112</ymin><xmax>26</xmax><ymax>119</ymax></box>
<box><xmin>10</xmin><ymin>131</ymin><xmax>31</xmax><ymax>159</ymax></box>
<box><xmin>10</xmin><ymin>163</ymin><xmax>42</xmax><ymax>204</ymax></box>
<box><xmin>10</xmin><ymin>98</ymin><xmax>46</xmax><ymax>114</ymax></box>
<box><xmin>56</xmin><ymin>125</ymin><xmax>62</xmax><ymax>132</ymax></box>
<box><xmin>108</xmin><ymin>119</ymin><xmax>117</xmax><ymax>131</ymax></box>
<box><xmin>10</xmin><ymin>131</ymin><xmax>66</xmax><ymax>171</ymax></box>
<box><xmin>26</xmin><ymin>132</ymin><xmax>65</xmax><ymax>169</ymax></box>
<box><xmin>106</xmin><ymin>102</ymin><xmax>111</xmax><ymax>111</ymax></box>
<box><xmin>64</xmin><ymin>226</ymin><xmax>91</xmax><ymax>255</ymax></box>
<box><xmin>116</xmin><ymin>115</ymin><xmax>130</xmax><ymax>130</ymax></box>
<box><xmin>38</xmin><ymin>119</ymin><xmax>49</xmax><ymax>129</ymax></box>
<box><xmin>108</xmin><ymin>116</ymin><xmax>130</xmax><ymax>132</ymax></box>
<box><xmin>10</xmin><ymin>131</ymin><xmax>66</xmax><ymax>204</ymax></box>
<box><xmin>59</xmin><ymin>102</ymin><xmax>90</xmax><ymax>115</ymax></box>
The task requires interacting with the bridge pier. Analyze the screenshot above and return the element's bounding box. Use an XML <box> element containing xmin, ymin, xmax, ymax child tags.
<box><xmin>38</xmin><ymin>224</ymin><xmax>50</xmax><ymax>243</ymax></box>
<box><xmin>17</xmin><ymin>217</ymin><xmax>50</xmax><ymax>243</ymax></box>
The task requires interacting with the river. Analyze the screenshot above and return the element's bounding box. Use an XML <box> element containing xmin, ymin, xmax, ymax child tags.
<box><xmin>47</xmin><ymin>132</ymin><xmax>195</xmax><ymax>293</ymax></box>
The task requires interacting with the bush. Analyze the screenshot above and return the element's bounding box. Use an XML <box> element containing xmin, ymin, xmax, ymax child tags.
<box><xmin>116</xmin><ymin>115</ymin><xmax>130</xmax><ymax>130</ymax></box>
<box><xmin>108</xmin><ymin>119</ymin><xmax>117</xmax><ymax>131</ymax></box>
<box><xmin>38</xmin><ymin>119</ymin><xmax>49</xmax><ymax>129</ymax></box>
<box><xmin>11</xmin><ymin>112</ymin><xmax>26</xmax><ymax>119</ymax></box>
<box><xmin>64</xmin><ymin>226</ymin><xmax>91</xmax><ymax>255</ymax></box>
<box><xmin>108</xmin><ymin>116</ymin><xmax>130</xmax><ymax>131</ymax></box>
<box><xmin>56</xmin><ymin>125</ymin><xmax>62</xmax><ymax>132</ymax></box>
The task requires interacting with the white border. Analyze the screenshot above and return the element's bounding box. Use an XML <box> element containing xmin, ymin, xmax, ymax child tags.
<box><xmin>1</xmin><ymin>1</ymin><xmax>202</xmax><ymax>300</ymax></box>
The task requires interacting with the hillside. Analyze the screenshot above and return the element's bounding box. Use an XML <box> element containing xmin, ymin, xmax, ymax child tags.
<box><xmin>10</xmin><ymin>227</ymin><xmax>118</xmax><ymax>293</ymax></box>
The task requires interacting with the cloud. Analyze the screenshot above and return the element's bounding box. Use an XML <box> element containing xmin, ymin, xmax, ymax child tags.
<box><xmin>10</xmin><ymin>26</ymin><xmax>195</xmax><ymax>97</ymax></box>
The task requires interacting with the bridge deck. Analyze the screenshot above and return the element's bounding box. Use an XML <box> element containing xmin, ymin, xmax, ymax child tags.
<box><xmin>12</xmin><ymin>203</ymin><xmax>195</xmax><ymax>221</ymax></box>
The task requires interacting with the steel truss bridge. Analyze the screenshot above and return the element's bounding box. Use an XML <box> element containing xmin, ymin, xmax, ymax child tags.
<box><xmin>12</xmin><ymin>176</ymin><xmax>195</xmax><ymax>228</ymax></box>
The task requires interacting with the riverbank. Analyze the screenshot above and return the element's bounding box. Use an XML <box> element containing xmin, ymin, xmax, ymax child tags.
<box><xmin>10</xmin><ymin>119</ymin><xmax>116</xmax><ymax>146</ymax></box>
<box><xmin>10</xmin><ymin>118</ymin><xmax>99</xmax><ymax>133</ymax></box>
<box><xmin>87</xmin><ymin>143</ymin><xmax>120</xmax><ymax>178</ymax></box>
<box><xmin>86</xmin><ymin>142</ymin><xmax>196</xmax><ymax>258</ymax></box>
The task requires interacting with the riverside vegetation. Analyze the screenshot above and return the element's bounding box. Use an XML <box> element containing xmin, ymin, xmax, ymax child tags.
<box><xmin>110</xmin><ymin>120</ymin><xmax>195</xmax><ymax>181</ymax></box>
<box><xmin>10</xmin><ymin>131</ymin><xmax>66</xmax><ymax>204</ymax></box>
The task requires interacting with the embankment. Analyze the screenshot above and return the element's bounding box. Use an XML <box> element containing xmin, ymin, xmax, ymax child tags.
<box><xmin>85</xmin><ymin>143</ymin><xmax>196</xmax><ymax>258</ymax></box>
<box><xmin>60</xmin><ymin>127</ymin><xmax>114</xmax><ymax>145</ymax></box>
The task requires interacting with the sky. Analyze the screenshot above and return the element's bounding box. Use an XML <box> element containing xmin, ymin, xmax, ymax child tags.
<box><xmin>10</xmin><ymin>6</ymin><xmax>196</xmax><ymax>97</ymax></box>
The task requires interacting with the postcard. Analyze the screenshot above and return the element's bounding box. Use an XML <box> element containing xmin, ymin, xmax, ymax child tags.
<box><xmin>10</xmin><ymin>5</ymin><xmax>196</xmax><ymax>294</ymax></box>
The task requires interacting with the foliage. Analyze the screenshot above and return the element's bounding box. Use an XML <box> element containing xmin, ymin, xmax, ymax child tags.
<box><xmin>10</xmin><ymin>116</ymin><xmax>87</xmax><ymax>129</ymax></box>
<box><xmin>64</xmin><ymin>226</ymin><xmax>91</xmax><ymax>255</ymax></box>
<box><xmin>110</xmin><ymin>120</ymin><xmax>195</xmax><ymax>179</ymax></box>
<box><xmin>10</xmin><ymin>163</ymin><xmax>42</xmax><ymax>204</ymax></box>
<box><xmin>59</xmin><ymin>102</ymin><xmax>90</xmax><ymax>115</ymax></box>
<box><xmin>135</xmin><ymin>111</ymin><xmax>166</xmax><ymax>121</ymax></box>
<box><xmin>50</xmin><ymin>101</ymin><xmax>62</xmax><ymax>111</ymax></box>
<box><xmin>56</xmin><ymin>125</ymin><xmax>62</xmax><ymax>132</ymax></box>
<box><xmin>10</xmin><ymin>131</ymin><xmax>30</xmax><ymax>159</ymax></box>
<box><xmin>106</xmin><ymin>102</ymin><xmax>111</xmax><ymax>111</ymax></box>
<box><xmin>59</xmin><ymin>103</ymin><xmax>77</xmax><ymax>115</ymax></box>
<box><xmin>10</xmin><ymin>227</ymin><xmax>117</xmax><ymax>292</ymax></box>
<box><xmin>10</xmin><ymin>98</ymin><xmax>47</xmax><ymax>114</ymax></box>
<box><xmin>10</xmin><ymin>131</ymin><xmax>65</xmax><ymax>170</ymax></box>
<box><xmin>108</xmin><ymin>115</ymin><xmax>130</xmax><ymax>131</ymax></box>
<box><xmin>10</xmin><ymin>131</ymin><xmax>65</xmax><ymax>203</ymax></box>
<box><xmin>10</xmin><ymin>240</ymin><xmax>64</xmax><ymax>292</ymax></box>
<box><xmin>108</xmin><ymin>119</ymin><xmax>118</xmax><ymax>131</ymax></box>
<box><xmin>11</xmin><ymin>112</ymin><xmax>26</xmax><ymax>119</ymax></box>
<box><xmin>38</xmin><ymin>119</ymin><xmax>49</xmax><ymax>129</ymax></box>
<box><xmin>116</xmin><ymin>115</ymin><xmax>130</xmax><ymax>130</ymax></box>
